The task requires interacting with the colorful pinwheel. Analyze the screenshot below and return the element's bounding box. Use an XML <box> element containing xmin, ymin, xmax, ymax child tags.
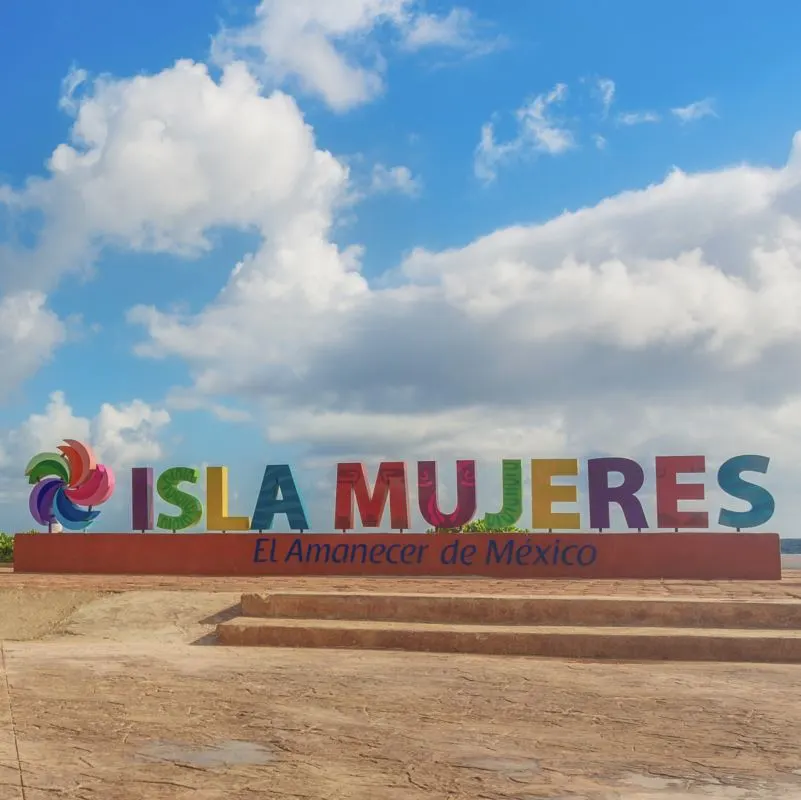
<box><xmin>25</xmin><ymin>439</ymin><xmax>115</xmax><ymax>531</ymax></box>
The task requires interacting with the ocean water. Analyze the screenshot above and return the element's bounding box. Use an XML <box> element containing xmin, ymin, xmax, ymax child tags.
<box><xmin>779</xmin><ymin>539</ymin><xmax>801</xmax><ymax>569</ymax></box>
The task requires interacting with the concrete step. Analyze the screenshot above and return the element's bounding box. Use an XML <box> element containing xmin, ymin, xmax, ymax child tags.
<box><xmin>215</xmin><ymin>617</ymin><xmax>801</xmax><ymax>662</ymax></box>
<box><xmin>217</xmin><ymin>617</ymin><xmax>801</xmax><ymax>663</ymax></box>
<box><xmin>240</xmin><ymin>592</ymin><xmax>801</xmax><ymax>630</ymax></box>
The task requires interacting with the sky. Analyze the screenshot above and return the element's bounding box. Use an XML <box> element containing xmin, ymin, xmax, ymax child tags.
<box><xmin>2</xmin><ymin>0</ymin><xmax>801</xmax><ymax>535</ymax></box>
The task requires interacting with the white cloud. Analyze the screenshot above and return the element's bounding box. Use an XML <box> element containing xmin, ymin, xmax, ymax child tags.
<box><xmin>1</xmin><ymin>57</ymin><xmax>372</xmax><ymax>417</ymax></box>
<box><xmin>475</xmin><ymin>83</ymin><xmax>573</xmax><ymax>182</ymax></box>
<box><xmin>0</xmin><ymin>292</ymin><xmax>67</xmax><ymax>400</ymax></box>
<box><xmin>9</xmin><ymin>391</ymin><xmax>170</xmax><ymax>469</ymax></box>
<box><xmin>0</xmin><ymin>391</ymin><xmax>170</xmax><ymax>515</ymax></box>
<box><xmin>211</xmin><ymin>1</ymin><xmax>498</xmax><ymax>112</ymax></box>
<box><xmin>593</xmin><ymin>133</ymin><xmax>607</xmax><ymax>150</ymax></box>
<box><xmin>369</xmin><ymin>163</ymin><xmax>422</xmax><ymax>196</ymax></box>
<box><xmin>0</xmin><ymin>58</ymin><xmax>351</xmax><ymax>399</ymax></box>
<box><xmin>672</xmin><ymin>98</ymin><xmax>717</xmax><ymax>123</ymax></box>
<box><xmin>399</xmin><ymin>7</ymin><xmax>504</xmax><ymax>55</ymax></box>
<box><xmin>211</xmin><ymin>0</ymin><xmax>408</xmax><ymax>112</ymax></box>
<box><xmin>165</xmin><ymin>386</ymin><xmax>252</xmax><ymax>423</ymax></box>
<box><xmin>92</xmin><ymin>399</ymin><xmax>172</xmax><ymax>467</ymax></box>
<box><xmin>0</xmin><ymin>59</ymin><xmax>349</xmax><ymax>292</ymax></box>
<box><xmin>617</xmin><ymin>110</ymin><xmax>661</xmax><ymax>126</ymax></box>
<box><xmin>58</xmin><ymin>65</ymin><xmax>88</xmax><ymax>115</ymax></box>
<box><xmin>0</xmin><ymin>392</ymin><xmax>170</xmax><ymax>530</ymax></box>
<box><xmin>596</xmin><ymin>77</ymin><xmax>615</xmax><ymax>116</ymax></box>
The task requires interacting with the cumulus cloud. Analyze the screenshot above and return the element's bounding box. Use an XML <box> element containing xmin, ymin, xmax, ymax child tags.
<box><xmin>211</xmin><ymin>0</ymin><xmax>498</xmax><ymax>112</ymax></box>
<box><xmin>0</xmin><ymin>292</ymin><xmax>67</xmax><ymax>400</ymax></box>
<box><xmin>672</xmin><ymin>98</ymin><xmax>717</xmax><ymax>123</ymax></box>
<box><xmin>0</xmin><ymin>391</ymin><xmax>170</xmax><ymax>526</ymax></box>
<box><xmin>0</xmin><ymin>60</ymin><xmax>348</xmax><ymax>292</ymax></box>
<box><xmin>475</xmin><ymin>83</ymin><xmax>574</xmax><ymax>182</ymax></box>
<box><xmin>7</xmin><ymin>390</ymin><xmax>170</xmax><ymax>469</ymax></box>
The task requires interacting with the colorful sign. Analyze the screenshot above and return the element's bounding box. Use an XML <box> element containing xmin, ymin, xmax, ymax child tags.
<box><xmin>24</xmin><ymin>439</ymin><xmax>115</xmax><ymax>530</ymax></box>
<box><xmin>24</xmin><ymin>445</ymin><xmax>777</xmax><ymax>533</ymax></box>
<box><xmin>130</xmin><ymin>454</ymin><xmax>772</xmax><ymax>532</ymax></box>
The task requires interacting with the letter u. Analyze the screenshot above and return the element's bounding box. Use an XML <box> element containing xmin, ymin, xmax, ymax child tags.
<box><xmin>417</xmin><ymin>460</ymin><xmax>477</xmax><ymax>528</ymax></box>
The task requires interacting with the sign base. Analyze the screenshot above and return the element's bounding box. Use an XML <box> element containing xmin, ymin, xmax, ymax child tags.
<box><xmin>11</xmin><ymin>532</ymin><xmax>782</xmax><ymax>580</ymax></box>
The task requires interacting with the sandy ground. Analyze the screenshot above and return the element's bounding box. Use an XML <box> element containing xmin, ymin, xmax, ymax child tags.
<box><xmin>1</xmin><ymin>571</ymin><xmax>801</xmax><ymax>799</ymax></box>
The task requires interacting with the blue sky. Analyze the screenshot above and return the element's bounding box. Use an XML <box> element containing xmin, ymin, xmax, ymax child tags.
<box><xmin>2</xmin><ymin>0</ymin><xmax>801</xmax><ymax>534</ymax></box>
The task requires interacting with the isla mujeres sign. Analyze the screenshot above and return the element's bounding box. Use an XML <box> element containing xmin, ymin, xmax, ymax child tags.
<box><xmin>132</xmin><ymin>454</ymin><xmax>775</xmax><ymax>532</ymax></box>
<box><xmin>17</xmin><ymin>440</ymin><xmax>781</xmax><ymax>580</ymax></box>
<box><xmin>27</xmin><ymin>441</ymin><xmax>775</xmax><ymax>532</ymax></box>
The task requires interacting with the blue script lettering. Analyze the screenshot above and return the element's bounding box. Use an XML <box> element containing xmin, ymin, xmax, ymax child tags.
<box><xmin>485</xmin><ymin>537</ymin><xmax>597</xmax><ymax>568</ymax></box>
<box><xmin>253</xmin><ymin>537</ymin><xmax>277</xmax><ymax>563</ymax></box>
<box><xmin>283</xmin><ymin>537</ymin><xmax>429</xmax><ymax>565</ymax></box>
<box><xmin>577</xmin><ymin>545</ymin><xmax>597</xmax><ymax>566</ymax></box>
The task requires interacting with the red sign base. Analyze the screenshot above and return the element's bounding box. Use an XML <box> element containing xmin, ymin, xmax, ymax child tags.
<box><xmin>11</xmin><ymin>531</ymin><xmax>781</xmax><ymax>580</ymax></box>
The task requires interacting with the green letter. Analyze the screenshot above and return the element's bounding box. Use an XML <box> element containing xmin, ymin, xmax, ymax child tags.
<box><xmin>483</xmin><ymin>459</ymin><xmax>523</xmax><ymax>530</ymax></box>
<box><xmin>156</xmin><ymin>467</ymin><xmax>203</xmax><ymax>531</ymax></box>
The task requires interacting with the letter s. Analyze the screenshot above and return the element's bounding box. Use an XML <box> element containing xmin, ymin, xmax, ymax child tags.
<box><xmin>157</xmin><ymin>467</ymin><xmax>203</xmax><ymax>531</ymax></box>
<box><xmin>717</xmin><ymin>455</ymin><xmax>775</xmax><ymax>529</ymax></box>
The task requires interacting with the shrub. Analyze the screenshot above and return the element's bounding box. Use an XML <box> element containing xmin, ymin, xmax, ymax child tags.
<box><xmin>427</xmin><ymin>519</ymin><xmax>529</xmax><ymax>534</ymax></box>
<box><xmin>0</xmin><ymin>532</ymin><xmax>13</xmax><ymax>563</ymax></box>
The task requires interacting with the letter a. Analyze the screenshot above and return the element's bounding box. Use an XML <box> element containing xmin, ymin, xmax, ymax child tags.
<box><xmin>251</xmin><ymin>465</ymin><xmax>309</xmax><ymax>531</ymax></box>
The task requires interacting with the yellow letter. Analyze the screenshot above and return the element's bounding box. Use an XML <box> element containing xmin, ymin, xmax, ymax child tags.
<box><xmin>206</xmin><ymin>466</ymin><xmax>251</xmax><ymax>531</ymax></box>
<box><xmin>531</xmin><ymin>459</ymin><xmax>581</xmax><ymax>529</ymax></box>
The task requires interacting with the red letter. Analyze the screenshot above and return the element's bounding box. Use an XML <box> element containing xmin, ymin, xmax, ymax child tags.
<box><xmin>334</xmin><ymin>462</ymin><xmax>410</xmax><ymax>530</ymax></box>
<box><xmin>655</xmin><ymin>455</ymin><xmax>708</xmax><ymax>528</ymax></box>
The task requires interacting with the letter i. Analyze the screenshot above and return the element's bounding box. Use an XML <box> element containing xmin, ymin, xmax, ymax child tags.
<box><xmin>131</xmin><ymin>467</ymin><xmax>154</xmax><ymax>531</ymax></box>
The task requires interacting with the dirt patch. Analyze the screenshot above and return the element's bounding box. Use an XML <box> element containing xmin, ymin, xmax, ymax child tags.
<box><xmin>0</xmin><ymin>589</ymin><xmax>101</xmax><ymax>640</ymax></box>
<box><xmin>57</xmin><ymin>590</ymin><xmax>242</xmax><ymax>644</ymax></box>
<box><xmin>2</xmin><ymin>582</ymin><xmax>801</xmax><ymax>798</ymax></box>
<box><xmin>4</xmin><ymin>642</ymin><xmax>801</xmax><ymax>799</ymax></box>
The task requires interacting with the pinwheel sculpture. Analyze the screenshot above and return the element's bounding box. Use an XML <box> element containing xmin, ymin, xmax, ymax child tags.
<box><xmin>25</xmin><ymin>439</ymin><xmax>115</xmax><ymax>531</ymax></box>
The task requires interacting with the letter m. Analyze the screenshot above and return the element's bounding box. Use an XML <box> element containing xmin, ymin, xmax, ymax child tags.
<box><xmin>334</xmin><ymin>462</ymin><xmax>410</xmax><ymax>529</ymax></box>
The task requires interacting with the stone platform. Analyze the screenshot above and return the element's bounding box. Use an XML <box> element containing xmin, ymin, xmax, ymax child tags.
<box><xmin>216</xmin><ymin>591</ymin><xmax>801</xmax><ymax>662</ymax></box>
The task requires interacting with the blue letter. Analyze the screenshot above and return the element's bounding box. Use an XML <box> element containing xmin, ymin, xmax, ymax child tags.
<box><xmin>717</xmin><ymin>455</ymin><xmax>775</xmax><ymax>528</ymax></box>
<box><xmin>253</xmin><ymin>538</ymin><xmax>269</xmax><ymax>563</ymax></box>
<box><xmin>251</xmin><ymin>465</ymin><xmax>309</xmax><ymax>531</ymax></box>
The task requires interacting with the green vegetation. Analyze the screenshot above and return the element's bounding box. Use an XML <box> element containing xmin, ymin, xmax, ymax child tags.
<box><xmin>427</xmin><ymin>519</ymin><xmax>529</xmax><ymax>533</ymax></box>
<box><xmin>0</xmin><ymin>532</ymin><xmax>13</xmax><ymax>563</ymax></box>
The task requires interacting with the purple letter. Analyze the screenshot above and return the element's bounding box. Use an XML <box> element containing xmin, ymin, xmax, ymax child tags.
<box><xmin>588</xmin><ymin>458</ymin><xmax>648</xmax><ymax>529</ymax></box>
<box><xmin>131</xmin><ymin>467</ymin><xmax>154</xmax><ymax>531</ymax></box>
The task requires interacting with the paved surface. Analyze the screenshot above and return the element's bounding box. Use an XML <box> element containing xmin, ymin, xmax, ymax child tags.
<box><xmin>0</xmin><ymin>572</ymin><xmax>801</xmax><ymax>798</ymax></box>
